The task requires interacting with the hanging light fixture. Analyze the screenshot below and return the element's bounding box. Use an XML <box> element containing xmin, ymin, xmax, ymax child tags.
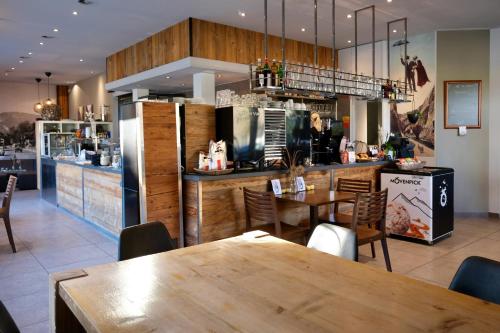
<box><xmin>41</xmin><ymin>72</ymin><xmax>61</xmax><ymax>120</ymax></box>
<box><xmin>44</xmin><ymin>72</ymin><xmax>54</xmax><ymax>106</ymax></box>
<box><xmin>33</xmin><ymin>78</ymin><xmax>43</xmax><ymax>113</ymax></box>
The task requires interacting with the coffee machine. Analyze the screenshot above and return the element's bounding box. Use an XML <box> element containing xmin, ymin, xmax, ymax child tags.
<box><xmin>311</xmin><ymin>118</ymin><xmax>344</xmax><ymax>165</ymax></box>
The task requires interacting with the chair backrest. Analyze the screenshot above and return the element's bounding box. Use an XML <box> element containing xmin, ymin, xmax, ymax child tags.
<box><xmin>449</xmin><ymin>256</ymin><xmax>500</xmax><ymax>305</ymax></box>
<box><xmin>118</xmin><ymin>222</ymin><xmax>176</xmax><ymax>261</ymax></box>
<box><xmin>351</xmin><ymin>189</ymin><xmax>388</xmax><ymax>231</ymax></box>
<box><xmin>0</xmin><ymin>300</ymin><xmax>20</xmax><ymax>333</ymax></box>
<box><xmin>3</xmin><ymin>176</ymin><xmax>17</xmax><ymax>211</ymax></box>
<box><xmin>336</xmin><ymin>178</ymin><xmax>372</xmax><ymax>193</ymax></box>
<box><xmin>243</xmin><ymin>187</ymin><xmax>281</xmax><ymax>236</ymax></box>
<box><xmin>307</xmin><ymin>223</ymin><xmax>357</xmax><ymax>261</ymax></box>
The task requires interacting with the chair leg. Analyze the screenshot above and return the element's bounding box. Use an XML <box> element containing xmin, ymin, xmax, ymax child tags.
<box><xmin>3</xmin><ymin>215</ymin><xmax>16</xmax><ymax>253</ymax></box>
<box><xmin>370</xmin><ymin>242</ymin><xmax>376</xmax><ymax>258</ymax></box>
<box><xmin>380</xmin><ymin>238</ymin><xmax>391</xmax><ymax>272</ymax></box>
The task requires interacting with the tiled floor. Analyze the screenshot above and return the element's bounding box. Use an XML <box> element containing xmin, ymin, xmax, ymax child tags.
<box><xmin>1</xmin><ymin>190</ymin><xmax>500</xmax><ymax>332</ymax></box>
<box><xmin>0</xmin><ymin>190</ymin><xmax>117</xmax><ymax>332</ymax></box>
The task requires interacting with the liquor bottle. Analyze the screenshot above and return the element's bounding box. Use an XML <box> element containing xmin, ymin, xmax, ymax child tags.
<box><xmin>263</xmin><ymin>58</ymin><xmax>271</xmax><ymax>87</ymax></box>
<box><xmin>256</xmin><ymin>58</ymin><xmax>263</xmax><ymax>87</ymax></box>
<box><xmin>270</xmin><ymin>59</ymin><xmax>278</xmax><ymax>87</ymax></box>
<box><xmin>277</xmin><ymin>62</ymin><xmax>284</xmax><ymax>87</ymax></box>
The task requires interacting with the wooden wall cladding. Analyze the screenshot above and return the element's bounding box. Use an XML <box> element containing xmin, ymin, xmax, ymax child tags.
<box><xmin>183</xmin><ymin>164</ymin><xmax>383</xmax><ymax>246</ymax></box>
<box><xmin>83</xmin><ymin>169</ymin><xmax>123</xmax><ymax>236</ymax></box>
<box><xmin>56</xmin><ymin>85</ymin><xmax>69</xmax><ymax>119</ymax></box>
<box><xmin>191</xmin><ymin>18</ymin><xmax>337</xmax><ymax>68</ymax></box>
<box><xmin>141</xmin><ymin>102</ymin><xmax>182</xmax><ymax>243</ymax></box>
<box><xmin>183</xmin><ymin>104</ymin><xmax>216</xmax><ymax>172</ymax></box>
<box><xmin>56</xmin><ymin>163</ymin><xmax>83</xmax><ymax>218</ymax></box>
<box><xmin>106</xmin><ymin>17</ymin><xmax>338</xmax><ymax>82</ymax></box>
<box><xmin>106</xmin><ymin>20</ymin><xmax>190</xmax><ymax>82</ymax></box>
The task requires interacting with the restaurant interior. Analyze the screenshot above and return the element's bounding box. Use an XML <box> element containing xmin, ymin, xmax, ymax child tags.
<box><xmin>1</xmin><ymin>0</ymin><xmax>500</xmax><ymax>332</ymax></box>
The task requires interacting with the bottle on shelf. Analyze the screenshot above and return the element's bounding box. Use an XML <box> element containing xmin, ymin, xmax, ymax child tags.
<box><xmin>256</xmin><ymin>58</ymin><xmax>263</xmax><ymax>87</ymax></box>
<box><xmin>271</xmin><ymin>59</ymin><xmax>278</xmax><ymax>87</ymax></box>
<box><xmin>263</xmin><ymin>58</ymin><xmax>271</xmax><ymax>87</ymax></box>
<box><xmin>277</xmin><ymin>62</ymin><xmax>283</xmax><ymax>87</ymax></box>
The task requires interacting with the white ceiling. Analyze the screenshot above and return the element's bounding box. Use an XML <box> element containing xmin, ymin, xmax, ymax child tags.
<box><xmin>1</xmin><ymin>0</ymin><xmax>499</xmax><ymax>85</ymax></box>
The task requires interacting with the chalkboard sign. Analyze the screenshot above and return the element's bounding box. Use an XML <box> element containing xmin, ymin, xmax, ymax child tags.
<box><xmin>444</xmin><ymin>80</ymin><xmax>482</xmax><ymax>129</ymax></box>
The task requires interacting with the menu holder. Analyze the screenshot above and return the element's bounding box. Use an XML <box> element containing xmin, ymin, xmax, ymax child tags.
<box><xmin>271</xmin><ymin>179</ymin><xmax>282</xmax><ymax>195</ymax></box>
<box><xmin>444</xmin><ymin>80</ymin><xmax>482</xmax><ymax>129</ymax></box>
<box><xmin>296</xmin><ymin>177</ymin><xmax>306</xmax><ymax>192</ymax></box>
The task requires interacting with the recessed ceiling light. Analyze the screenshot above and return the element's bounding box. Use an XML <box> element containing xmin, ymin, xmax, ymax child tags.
<box><xmin>79</xmin><ymin>59</ymin><xmax>84</xmax><ymax>62</ymax></box>
<box><xmin>347</xmin><ymin>14</ymin><xmax>352</xmax><ymax>19</ymax></box>
<box><xmin>19</xmin><ymin>60</ymin><xmax>23</xmax><ymax>63</ymax></box>
<box><xmin>393</xmin><ymin>29</ymin><xmax>397</xmax><ymax>33</ymax></box>
<box><xmin>28</xmin><ymin>52</ymin><xmax>33</xmax><ymax>55</ymax></box>
<box><xmin>238</xmin><ymin>11</ymin><xmax>246</xmax><ymax>17</ymax></box>
<box><xmin>53</xmin><ymin>28</ymin><xmax>59</xmax><ymax>32</ymax></box>
<box><xmin>347</xmin><ymin>40</ymin><xmax>352</xmax><ymax>44</ymax></box>
<box><xmin>217</xmin><ymin>74</ymin><xmax>222</xmax><ymax>78</ymax></box>
<box><xmin>11</xmin><ymin>67</ymin><xmax>15</xmax><ymax>70</ymax></box>
<box><xmin>39</xmin><ymin>42</ymin><xmax>44</xmax><ymax>45</ymax></box>
<box><xmin>301</xmin><ymin>27</ymin><xmax>306</xmax><ymax>32</ymax></box>
<box><xmin>387</xmin><ymin>0</ymin><xmax>392</xmax><ymax>2</ymax></box>
<box><xmin>165</xmin><ymin>76</ymin><xmax>171</xmax><ymax>79</ymax></box>
<box><xmin>72</xmin><ymin>11</ymin><xmax>78</xmax><ymax>15</ymax></box>
<box><xmin>4</xmin><ymin>73</ymin><xmax>8</xmax><ymax>76</ymax></box>
<box><xmin>181</xmin><ymin>83</ymin><xmax>185</xmax><ymax>86</ymax></box>
<box><xmin>90</xmin><ymin>71</ymin><xmax>94</xmax><ymax>74</ymax></box>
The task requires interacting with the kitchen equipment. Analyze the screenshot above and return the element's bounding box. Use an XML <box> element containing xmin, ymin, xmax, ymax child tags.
<box><xmin>381</xmin><ymin>167</ymin><xmax>454</xmax><ymax>245</ymax></box>
<box><xmin>216</xmin><ymin>106</ymin><xmax>265</xmax><ymax>165</ymax></box>
<box><xmin>286</xmin><ymin>109</ymin><xmax>311</xmax><ymax>164</ymax></box>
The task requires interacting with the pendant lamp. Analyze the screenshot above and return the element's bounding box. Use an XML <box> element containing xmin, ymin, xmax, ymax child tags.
<box><xmin>41</xmin><ymin>72</ymin><xmax>62</xmax><ymax>120</ymax></box>
<box><xmin>33</xmin><ymin>78</ymin><xmax>43</xmax><ymax>113</ymax></box>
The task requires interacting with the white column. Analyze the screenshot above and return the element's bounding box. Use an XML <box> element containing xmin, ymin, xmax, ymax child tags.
<box><xmin>193</xmin><ymin>72</ymin><xmax>215</xmax><ymax>105</ymax></box>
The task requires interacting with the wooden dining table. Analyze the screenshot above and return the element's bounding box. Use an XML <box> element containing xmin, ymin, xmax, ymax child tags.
<box><xmin>50</xmin><ymin>232</ymin><xmax>500</xmax><ymax>333</ymax></box>
<box><xmin>276</xmin><ymin>189</ymin><xmax>356</xmax><ymax>230</ymax></box>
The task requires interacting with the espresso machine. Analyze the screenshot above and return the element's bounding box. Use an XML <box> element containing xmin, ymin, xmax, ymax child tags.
<box><xmin>311</xmin><ymin>117</ymin><xmax>344</xmax><ymax>165</ymax></box>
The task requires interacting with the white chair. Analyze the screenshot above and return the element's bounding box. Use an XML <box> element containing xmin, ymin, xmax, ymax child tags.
<box><xmin>307</xmin><ymin>224</ymin><xmax>357</xmax><ymax>261</ymax></box>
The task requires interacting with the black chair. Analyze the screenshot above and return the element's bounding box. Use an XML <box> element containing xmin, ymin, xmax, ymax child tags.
<box><xmin>0</xmin><ymin>300</ymin><xmax>20</xmax><ymax>333</ymax></box>
<box><xmin>118</xmin><ymin>222</ymin><xmax>176</xmax><ymax>261</ymax></box>
<box><xmin>449</xmin><ymin>256</ymin><xmax>500</xmax><ymax>305</ymax></box>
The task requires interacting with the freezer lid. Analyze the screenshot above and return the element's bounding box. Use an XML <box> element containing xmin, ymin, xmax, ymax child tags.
<box><xmin>380</xmin><ymin>167</ymin><xmax>454</xmax><ymax>176</ymax></box>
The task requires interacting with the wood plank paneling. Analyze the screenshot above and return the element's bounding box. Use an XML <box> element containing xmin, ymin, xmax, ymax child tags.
<box><xmin>183</xmin><ymin>104</ymin><xmax>215</xmax><ymax>172</ymax></box>
<box><xmin>56</xmin><ymin>86</ymin><xmax>69</xmax><ymax>119</ymax></box>
<box><xmin>83</xmin><ymin>169</ymin><xmax>122</xmax><ymax>236</ymax></box>
<box><xmin>184</xmin><ymin>164</ymin><xmax>384</xmax><ymax>246</ymax></box>
<box><xmin>106</xmin><ymin>17</ymin><xmax>339</xmax><ymax>82</ymax></box>
<box><xmin>56</xmin><ymin>163</ymin><xmax>83</xmax><ymax>218</ymax></box>
<box><xmin>142</xmin><ymin>102</ymin><xmax>181</xmax><ymax>243</ymax></box>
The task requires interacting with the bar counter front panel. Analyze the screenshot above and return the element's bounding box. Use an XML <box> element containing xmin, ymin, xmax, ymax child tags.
<box><xmin>183</xmin><ymin>162</ymin><xmax>388</xmax><ymax>246</ymax></box>
<box><xmin>52</xmin><ymin>160</ymin><xmax>123</xmax><ymax>237</ymax></box>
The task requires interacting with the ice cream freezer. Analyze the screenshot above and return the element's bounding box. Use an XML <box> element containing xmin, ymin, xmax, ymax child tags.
<box><xmin>381</xmin><ymin>167</ymin><xmax>454</xmax><ymax>245</ymax></box>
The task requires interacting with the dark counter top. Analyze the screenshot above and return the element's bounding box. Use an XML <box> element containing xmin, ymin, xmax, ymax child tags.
<box><xmin>43</xmin><ymin>158</ymin><xmax>122</xmax><ymax>175</ymax></box>
<box><xmin>183</xmin><ymin>161</ymin><xmax>391</xmax><ymax>181</ymax></box>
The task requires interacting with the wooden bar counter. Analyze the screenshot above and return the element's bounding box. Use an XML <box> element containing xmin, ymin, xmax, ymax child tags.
<box><xmin>183</xmin><ymin>161</ymin><xmax>388</xmax><ymax>246</ymax></box>
<box><xmin>52</xmin><ymin>159</ymin><xmax>123</xmax><ymax>237</ymax></box>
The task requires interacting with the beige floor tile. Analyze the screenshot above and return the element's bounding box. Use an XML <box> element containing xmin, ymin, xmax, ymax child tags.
<box><xmin>3</xmin><ymin>291</ymin><xmax>49</xmax><ymax>328</ymax></box>
<box><xmin>21</xmin><ymin>320</ymin><xmax>50</xmax><ymax>333</ymax></box>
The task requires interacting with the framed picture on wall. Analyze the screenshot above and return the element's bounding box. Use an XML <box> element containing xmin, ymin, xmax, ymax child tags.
<box><xmin>444</xmin><ymin>80</ymin><xmax>482</xmax><ymax>129</ymax></box>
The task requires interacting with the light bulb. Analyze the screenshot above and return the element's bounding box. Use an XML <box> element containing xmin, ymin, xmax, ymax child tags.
<box><xmin>45</xmin><ymin>98</ymin><xmax>53</xmax><ymax>106</ymax></box>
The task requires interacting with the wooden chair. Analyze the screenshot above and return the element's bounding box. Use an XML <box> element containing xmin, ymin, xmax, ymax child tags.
<box><xmin>243</xmin><ymin>187</ymin><xmax>308</xmax><ymax>243</ymax></box>
<box><xmin>0</xmin><ymin>300</ymin><xmax>20</xmax><ymax>333</ymax></box>
<box><xmin>307</xmin><ymin>223</ymin><xmax>357</xmax><ymax>261</ymax></box>
<box><xmin>1</xmin><ymin>176</ymin><xmax>17</xmax><ymax>253</ymax></box>
<box><xmin>118</xmin><ymin>222</ymin><xmax>176</xmax><ymax>261</ymax></box>
<box><xmin>449</xmin><ymin>256</ymin><xmax>500</xmax><ymax>305</ymax></box>
<box><xmin>320</xmin><ymin>178</ymin><xmax>376</xmax><ymax>258</ymax></box>
<box><xmin>350</xmin><ymin>189</ymin><xmax>392</xmax><ymax>272</ymax></box>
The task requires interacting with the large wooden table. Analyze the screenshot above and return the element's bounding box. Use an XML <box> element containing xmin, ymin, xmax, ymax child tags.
<box><xmin>276</xmin><ymin>189</ymin><xmax>356</xmax><ymax>229</ymax></box>
<box><xmin>50</xmin><ymin>233</ymin><xmax>500</xmax><ymax>333</ymax></box>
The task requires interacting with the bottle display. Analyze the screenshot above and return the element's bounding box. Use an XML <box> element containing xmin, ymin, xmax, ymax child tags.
<box><xmin>256</xmin><ymin>58</ymin><xmax>264</xmax><ymax>87</ymax></box>
<box><xmin>263</xmin><ymin>58</ymin><xmax>271</xmax><ymax>87</ymax></box>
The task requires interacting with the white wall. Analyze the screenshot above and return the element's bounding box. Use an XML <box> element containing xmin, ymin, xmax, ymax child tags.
<box><xmin>0</xmin><ymin>80</ymin><xmax>56</xmax><ymax>116</ymax></box>
<box><xmin>490</xmin><ymin>28</ymin><xmax>500</xmax><ymax>214</ymax></box>
<box><xmin>68</xmin><ymin>73</ymin><xmax>119</xmax><ymax>140</ymax></box>
<box><xmin>435</xmin><ymin>30</ymin><xmax>490</xmax><ymax>213</ymax></box>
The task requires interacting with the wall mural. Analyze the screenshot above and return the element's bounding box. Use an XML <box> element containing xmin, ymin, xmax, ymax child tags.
<box><xmin>390</xmin><ymin>32</ymin><xmax>436</xmax><ymax>158</ymax></box>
